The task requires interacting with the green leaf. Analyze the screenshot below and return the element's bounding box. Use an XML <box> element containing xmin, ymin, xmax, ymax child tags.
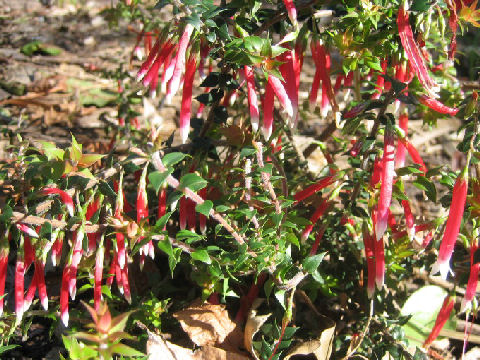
<box><xmin>396</xmin><ymin>165</ymin><xmax>424</xmax><ymax>176</ymax></box>
<box><xmin>110</xmin><ymin>343</ymin><xmax>145</xmax><ymax>357</ymax></box>
<box><xmin>179</xmin><ymin>173</ymin><xmax>207</xmax><ymax>192</ymax></box>
<box><xmin>41</xmin><ymin>141</ymin><xmax>64</xmax><ymax>160</ymax></box>
<box><xmin>196</xmin><ymin>200</ymin><xmax>213</xmax><ymax>216</ymax></box>
<box><xmin>163</xmin><ymin>152</ymin><xmax>187</xmax><ymax>167</ymax></box>
<box><xmin>79</xmin><ymin>154</ymin><xmax>104</xmax><ymax>168</ymax></box>
<box><xmin>39</xmin><ymin>222</ymin><xmax>52</xmax><ymax>239</ymax></box>
<box><xmin>157</xmin><ymin>238</ymin><xmax>173</xmax><ymax>257</ymax></box>
<box><xmin>240</xmin><ymin>147</ymin><xmax>256</xmax><ymax>158</ymax></box>
<box><xmin>155</xmin><ymin>212</ymin><xmax>172</xmax><ymax>230</ymax></box>
<box><xmin>176</xmin><ymin>229</ymin><xmax>203</xmax><ymax>242</ymax></box>
<box><xmin>98</xmin><ymin>181</ymin><xmax>116</xmax><ymax>198</ymax></box>
<box><xmin>191</xmin><ymin>249</ymin><xmax>212</xmax><ymax>264</ymax></box>
<box><xmin>411</xmin><ymin>0</ymin><xmax>430</xmax><ymax>12</ymax></box>
<box><xmin>200</xmin><ymin>72</ymin><xmax>220</xmax><ymax>88</ymax></box>
<box><xmin>413</xmin><ymin>176</ymin><xmax>437</xmax><ymax>203</ymax></box>
<box><xmin>149</xmin><ymin>169</ymin><xmax>173</xmax><ymax>194</ymax></box>
<box><xmin>302</xmin><ymin>253</ymin><xmax>326</xmax><ymax>274</ymax></box>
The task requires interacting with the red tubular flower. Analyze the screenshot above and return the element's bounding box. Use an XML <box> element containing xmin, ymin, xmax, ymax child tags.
<box><xmin>51</xmin><ymin>215</ymin><xmax>64</xmax><ymax>266</ymax></box>
<box><xmin>462</xmin><ymin>261</ymin><xmax>480</xmax><ymax>312</ymax></box>
<box><xmin>60</xmin><ymin>266</ymin><xmax>70</xmax><ymax>326</ymax></box>
<box><xmin>419</xmin><ymin>95</ymin><xmax>459</xmax><ymax>116</ymax></box>
<box><xmin>422</xmin><ymin>230</ymin><xmax>434</xmax><ymax>248</ymax></box>
<box><xmin>376</xmin><ymin>125</ymin><xmax>395</xmax><ymax>241</ymax></box>
<box><xmin>16</xmin><ymin>223</ymin><xmax>39</xmax><ymax>238</ymax></box>
<box><xmin>199</xmin><ymin>187</ymin><xmax>208</xmax><ymax>234</ymax></box>
<box><xmin>121</xmin><ymin>264</ymin><xmax>131</xmax><ymax>304</ymax></box>
<box><xmin>24</xmin><ymin>235</ymin><xmax>35</xmax><ymax>270</ymax></box>
<box><xmin>370</xmin><ymin>157</ymin><xmax>383</xmax><ymax>188</ymax></box>
<box><xmin>157</xmin><ymin>184</ymin><xmax>167</xmax><ymax>221</ymax></box>
<box><xmin>161</xmin><ymin>49</ymin><xmax>177</xmax><ymax>94</ymax></box>
<box><xmin>396</xmin><ymin>111</ymin><xmax>409</xmax><ymax>168</ymax></box>
<box><xmin>405</xmin><ymin>140</ymin><xmax>427</xmax><ymax>174</ymax></box>
<box><xmin>0</xmin><ymin>240</ymin><xmax>8</xmax><ymax>316</ymax></box>
<box><xmin>282</xmin><ymin>0</ymin><xmax>297</xmax><ymax>25</ymax></box>
<box><xmin>397</xmin><ymin>6</ymin><xmax>439</xmax><ymax>98</ymax></box>
<box><xmin>402</xmin><ymin>199</ymin><xmax>415</xmax><ymax>240</ymax></box>
<box><xmin>293</xmin><ymin>175</ymin><xmax>336</xmax><ymax>204</ymax></box>
<box><xmin>245</xmin><ymin>66</ymin><xmax>260</xmax><ymax>132</ymax></box>
<box><xmin>106</xmin><ymin>254</ymin><xmax>117</xmax><ymax>289</ymax></box>
<box><xmin>137</xmin><ymin>165</ymin><xmax>153</xmax><ymax>262</ymax></box>
<box><xmin>371</xmin><ymin>59</ymin><xmax>388</xmax><ymax>100</ymax></box>
<box><xmin>179</xmin><ymin>51</ymin><xmax>197</xmax><ymax>144</ymax></box>
<box><xmin>187</xmin><ymin>198</ymin><xmax>196</xmax><ymax>232</ymax></box>
<box><xmin>262</xmin><ymin>75</ymin><xmax>275</xmax><ymax>140</ymax></box>
<box><xmin>41</xmin><ymin>188</ymin><xmax>74</xmax><ymax>217</ymax></box>
<box><xmin>279</xmin><ymin>50</ymin><xmax>299</xmax><ymax>125</ymax></box>
<box><xmin>68</xmin><ymin>230</ymin><xmax>84</xmax><ymax>300</ymax></box>
<box><xmin>372</xmin><ymin>210</ymin><xmax>385</xmax><ymax>289</ymax></box>
<box><xmin>166</xmin><ymin>23</ymin><xmax>194</xmax><ymax>104</ymax></box>
<box><xmin>423</xmin><ymin>295</ymin><xmax>455</xmax><ymax>347</ymax></box>
<box><xmin>268</xmin><ymin>74</ymin><xmax>294</xmax><ymax>121</ymax></box>
<box><xmin>94</xmin><ymin>240</ymin><xmax>104</xmax><ymax>311</ymax></box>
<box><xmin>15</xmin><ymin>252</ymin><xmax>25</xmax><ymax>323</ymax></box>
<box><xmin>309</xmin><ymin>225</ymin><xmax>326</xmax><ymax>256</ymax></box>
<box><xmin>301</xmin><ymin>200</ymin><xmax>330</xmax><ymax>241</ymax></box>
<box><xmin>321</xmin><ymin>80</ymin><xmax>331</xmax><ymax>117</ymax></box>
<box><xmin>36</xmin><ymin>261</ymin><xmax>47</xmax><ymax>311</ymax></box>
<box><xmin>362</xmin><ymin>223</ymin><xmax>376</xmax><ymax>298</ymax></box>
<box><xmin>144</xmin><ymin>41</ymin><xmax>176</xmax><ymax>98</ymax></box>
<box><xmin>235</xmin><ymin>273</ymin><xmax>268</xmax><ymax>323</ymax></box>
<box><xmin>309</xmin><ymin>68</ymin><xmax>322</xmax><ymax>108</ymax></box>
<box><xmin>179</xmin><ymin>196</ymin><xmax>188</xmax><ymax>230</ymax></box>
<box><xmin>198</xmin><ymin>41</ymin><xmax>210</xmax><ymax>80</ymax></box>
<box><xmin>86</xmin><ymin>197</ymin><xmax>100</xmax><ymax>254</ymax></box>
<box><xmin>431</xmin><ymin>168</ymin><xmax>468</xmax><ymax>279</ymax></box>
<box><xmin>137</xmin><ymin>36</ymin><xmax>163</xmax><ymax>81</ymax></box>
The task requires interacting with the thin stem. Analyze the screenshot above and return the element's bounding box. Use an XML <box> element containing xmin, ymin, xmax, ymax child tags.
<box><xmin>151</xmin><ymin>151</ymin><xmax>246</xmax><ymax>245</ymax></box>
<box><xmin>253</xmin><ymin>141</ymin><xmax>281</xmax><ymax>214</ymax></box>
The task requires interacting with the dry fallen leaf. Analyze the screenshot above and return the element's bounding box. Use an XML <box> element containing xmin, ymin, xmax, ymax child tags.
<box><xmin>173</xmin><ymin>299</ymin><xmax>245</xmax><ymax>353</ymax></box>
<box><xmin>244</xmin><ymin>299</ymin><xmax>271</xmax><ymax>360</ymax></box>
<box><xmin>284</xmin><ymin>314</ymin><xmax>335</xmax><ymax>360</ymax></box>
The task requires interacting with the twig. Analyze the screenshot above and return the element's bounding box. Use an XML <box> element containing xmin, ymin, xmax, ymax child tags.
<box><xmin>253</xmin><ymin>141</ymin><xmax>281</xmax><ymax>214</ymax></box>
<box><xmin>340</xmin><ymin>300</ymin><xmax>373</xmax><ymax>360</ymax></box>
<box><xmin>151</xmin><ymin>151</ymin><xmax>246</xmax><ymax>245</ymax></box>
<box><xmin>11</xmin><ymin>211</ymin><xmax>106</xmax><ymax>233</ymax></box>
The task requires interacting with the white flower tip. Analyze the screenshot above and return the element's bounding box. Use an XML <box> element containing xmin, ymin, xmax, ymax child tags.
<box><xmin>262</xmin><ymin>126</ymin><xmax>272</xmax><ymax>141</ymax></box>
<box><xmin>321</xmin><ymin>105</ymin><xmax>329</xmax><ymax>118</ymax></box>
<box><xmin>118</xmin><ymin>256</ymin><xmax>125</xmax><ymax>270</ymax></box>
<box><xmin>367</xmin><ymin>286</ymin><xmax>375</xmax><ymax>299</ymax></box>
<box><xmin>23</xmin><ymin>300</ymin><xmax>32</xmax><ymax>313</ymax></box>
<box><xmin>460</xmin><ymin>299</ymin><xmax>471</xmax><ymax>314</ymax></box>
<box><xmin>165</xmin><ymin>94</ymin><xmax>173</xmax><ymax>105</ymax></box>
<box><xmin>41</xmin><ymin>298</ymin><xmax>48</xmax><ymax>311</ymax></box>
<box><xmin>180</xmin><ymin>126</ymin><xmax>189</xmax><ymax>145</ymax></box>
<box><xmin>66</xmin><ymin>205</ymin><xmax>74</xmax><ymax>217</ymax></box>
<box><xmin>251</xmin><ymin>118</ymin><xmax>259</xmax><ymax>133</ymax></box>
<box><xmin>150</xmin><ymin>90</ymin><xmax>157</xmax><ymax>99</ymax></box>
<box><xmin>136</xmin><ymin>71</ymin><xmax>146</xmax><ymax>82</ymax></box>
<box><xmin>431</xmin><ymin>260</ymin><xmax>453</xmax><ymax>280</ymax></box>
<box><xmin>375</xmin><ymin>219</ymin><xmax>387</xmax><ymax>242</ymax></box>
<box><xmin>61</xmin><ymin>312</ymin><xmax>69</xmax><ymax>327</ymax></box>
